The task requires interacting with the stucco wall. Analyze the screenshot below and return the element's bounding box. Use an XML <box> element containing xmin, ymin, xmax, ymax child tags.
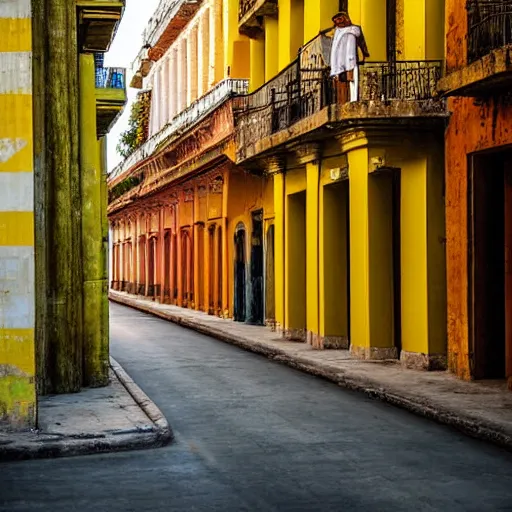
<box><xmin>0</xmin><ymin>0</ymin><xmax>36</xmax><ymax>429</ymax></box>
<box><xmin>446</xmin><ymin>97</ymin><xmax>512</xmax><ymax>379</ymax></box>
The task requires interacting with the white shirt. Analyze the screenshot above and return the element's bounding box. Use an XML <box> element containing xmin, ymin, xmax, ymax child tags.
<box><xmin>330</xmin><ymin>25</ymin><xmax>362</xmax><ymax>77</ymax></box>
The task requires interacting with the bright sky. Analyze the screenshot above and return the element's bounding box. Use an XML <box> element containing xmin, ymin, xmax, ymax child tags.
<box><xmin>104</xmin><ymin>0</ymin><xmax>160</xmax><ymax>172</ymax></box>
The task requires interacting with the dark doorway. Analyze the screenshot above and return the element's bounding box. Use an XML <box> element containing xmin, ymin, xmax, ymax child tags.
<box><xmin>265</xmin><ymin>224</ymin><xmax>276</xmax><ymax>326</ymax></box>
<box><xmin>234</xmin><ymin>225</ymin><xmax>246</xmax><ymax>322</ymax></box>
<box><xmin>164</xmin><ymin>231</ymin><xmax>171</xmax><ymax>302</ymax></box>
<box><xmin>138</xmin><ymin>236</ymin><xmax>146</xmax><ymax>295</ymax></box>
<box><xmin>148</xmin><ymin>237</ymin><xmax>155</xmax><ymax>297</ymax></box>
<box><xmin>469</xmin><ymin>153</ymin><xmax>508</xmax><ymax>379</ymax></box>
<box><xmin>249</xmin><ymin>210</ymin><xmax>264</xmax><ymax>325</ymax></box>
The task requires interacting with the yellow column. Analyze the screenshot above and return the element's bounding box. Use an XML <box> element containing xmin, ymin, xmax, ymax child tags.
<box><xmin>264</xmin><ymin>17</ymin><xmax>279</xmax><ymax>81</ymax></box>
<box><xmin>303</xmin><ymin>0</ymin><xmax>338</xmax><ymax>43</ymax></box>
<box><xmin>80</xmin><ymin>53</ymin><xmax>108</xmax><ymax>387</ymax></box>
<box><xmin>0</xmin><ymin>1</ymin><xmax>36</xmax><ymax>427</ymax></box>
<box><xmin>347</xmin><ymin>142</ymin><xmax>396</xmax><ymax>359</ymax></box>
<box><xmin>223</xmin><ymin>0</ymin><xmax>249</xmax><ymax>78</ymax></box>
<box><xmin>249</xmin><ymin>36</ymin><xmax>265</xmax><ymax>91</ymax></box>
<box><xmin>349</xmin><ymin>0</ymin><xmax>387</xmax><ymax>61</ymax></box>
<box><xmin>403</xmin><ymin>0</ymin><xmax>444</xmax><ymax>60</ymax></box>
<box><xmin>197</xmin><ymin>8</ymin><xmax>210</xmax><ymax>97</ymax></box>
<box><xmin>400</xmin><ymin>150</ymin><xmax>446</xmax><ymax>369</ymax></box>
<box><xmin>187</xmin><ymin>26</ymin><xmax>199</xmax><ymax>105</ymax></box>
<box><xmin>278</xmin><ymin>0</ymin><xmax>304</xmax><ymax>71</ymax></box>
<box><xmin>272</xmin><ymin>165</ymin><xmax>285</xmax><ymax>333</ymax></box>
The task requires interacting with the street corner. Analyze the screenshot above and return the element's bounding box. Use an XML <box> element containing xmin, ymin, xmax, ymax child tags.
<box><xmin>0</xmin><ymin>359</ymin><xmax>173</xmax><ymax>463</ymax></box>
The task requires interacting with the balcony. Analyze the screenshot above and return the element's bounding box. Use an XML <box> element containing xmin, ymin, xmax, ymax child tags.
<box><xmin>235</xmin><ymin>34</ymin><xmax>444</xmax><ymax>162</ymax></box>
<box><xmin>109</xmin><ymin>78</ymin><xmax>249</xmax><ymax>183</ymax></box>
<box><xmin>239</xmin><ymin>0</ymin><xmax>277</xmax><ymax>38</ymax></box>
<box><xmin>438</xmin><ymin>0</ymin><xmax>512</xmax><ymax>97</ymax></box>
<box><xmin>77</xmin><ymin>0</ymin><xmax>125</xmax><ymax>52</ymax></box>
<box><xmin>95</xmin><ymin>65</ymin><xmax>127</xmax><ymax>137</ymax></box>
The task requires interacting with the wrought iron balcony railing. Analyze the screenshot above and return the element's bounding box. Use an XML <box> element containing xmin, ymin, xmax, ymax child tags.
<box><xmin>239</xmin><ymin>0</ymin><xmax>257</xmax><ymax>20</ymax></box>
<box><xmin>467</xmin><ymin>0</ymin><xmax>512</xmax><ymax>63</ymax></box>
<box><xmin>109</xmin><ymin>78</ymin><xmax>249</xmax><ymax>182</ymax></box>
<box><xmin>95</xmin><ymin>66</ymin><xmax>126</xmax><ymax>89</ymax></box>
<box><xmin>235</xmin><ymin>34</ymin><xmax>442</xmax><ymax>159</ymax></box>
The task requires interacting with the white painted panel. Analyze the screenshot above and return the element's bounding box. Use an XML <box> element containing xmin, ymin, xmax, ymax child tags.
<box><xmin>0</xmin><ymin>246</ymin><xmax>34</xmax><ymax>329</ymax></box>
<box><xmin>0</xmin><ymin>51</ymin><xmax>31</xmax><ymax>94</ymax></box>
<box><xmin>0</xmin><ymin>172</ymin><xmax>33</xmax><ymax>211</ymax></box>
<box><xmin>0</xmin><ymin>0</ymin><xmax>31</xmax><ymax>19</ymax></box>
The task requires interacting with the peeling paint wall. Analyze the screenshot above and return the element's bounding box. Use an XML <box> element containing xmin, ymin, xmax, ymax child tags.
<box><xmin>0</xmin><ymin>0</ymin><xmax>36</xmax><ymax>429</ymax></box>
<box><xmin>445</xmin><ymin>0</ymin><xmax>512</xmax><ymax>379</ymax></box>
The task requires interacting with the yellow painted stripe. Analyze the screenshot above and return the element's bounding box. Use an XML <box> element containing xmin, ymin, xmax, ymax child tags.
<box><xmin>0</xmin><ymin>94</ymin><xmax>33</xmax><ymax>172</ymax></box>
<box><xmin>0</xmin><ymin>18</ymin><xmax>31</xmax><ymax>52</ymax></box>
<box><xmin>0</xmin><ymin>212</ymin><xmax>34</xmax><ymax>246</ymax></box>
<box><xmin>0</xmin><ymin>328</ymin><xmax>34</xmax><ymax>376</ymax></box>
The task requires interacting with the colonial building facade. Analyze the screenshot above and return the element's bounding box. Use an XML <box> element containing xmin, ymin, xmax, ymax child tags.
<box><xmin>235</xmin><ymin>0</ymin><xmax>448</xmax><ymax>368</ymax></box>
<box><xmin>110</xmin><ymin>0</ymin><xmax>450</xmax><ymax>372</ymax></box>
<box><xmin>438</xmin><ymin>0</ymin><xmax>512</xmax><ymax>388</ymax></box>
<box><xmin>108</xmin><ymin>0</ymin><xmax>274</xmax><ymax>325</ymax></box>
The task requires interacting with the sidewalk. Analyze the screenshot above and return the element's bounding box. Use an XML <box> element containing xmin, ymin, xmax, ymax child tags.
<box><xmin>0</xmin><ymin>357</ymin><xmax>172</xmax><ymax>462</ymax></box>
<box><xmin>110</xmin><ymin>290</ymin><xmax>512</xmax><ymax>451</ymax></box>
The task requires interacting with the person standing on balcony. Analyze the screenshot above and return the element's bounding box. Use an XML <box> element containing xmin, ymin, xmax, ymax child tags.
<box><xmin>328</xmin><ymin>11</ymin><xmax>370</xmax><ymax>103</ymax></box>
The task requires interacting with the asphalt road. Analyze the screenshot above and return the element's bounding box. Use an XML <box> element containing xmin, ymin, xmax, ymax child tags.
<box><xmin>2</xmin><ymin>303</ymin><xmax>512</xmax><ymax>511</ymax></box>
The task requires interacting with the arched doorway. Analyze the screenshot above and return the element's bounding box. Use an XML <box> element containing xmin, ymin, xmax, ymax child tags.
<box><xmin>234</xmin><ymin>224</ymin><xmax>246</xmax><ymax>322</ymax></box>
<box><xmin>249</xmin><ymin>210</ymin><xmax>264</xmax><ymax>325</ymax></box>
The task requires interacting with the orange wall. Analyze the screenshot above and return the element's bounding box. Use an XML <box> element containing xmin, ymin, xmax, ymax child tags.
<box><xmin>446</xmin><ymin>99</ymin><xmax>512</xmax><ymax>378</ymax></box>
<box><xmin>226</xmin><ymin>167</ymin><xmax>273</xmax><ymax>317</ymax></box>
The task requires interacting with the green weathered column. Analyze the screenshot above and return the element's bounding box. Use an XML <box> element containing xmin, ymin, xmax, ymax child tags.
<box><xmin>33</xmin><ymin>0</ymin><xmax>83</xmax><ymax>393</ymax></box>
<box><xmin>80</xmin><ymin>54</ymin><xmax>108</xmax><ymax>387</ymax></box>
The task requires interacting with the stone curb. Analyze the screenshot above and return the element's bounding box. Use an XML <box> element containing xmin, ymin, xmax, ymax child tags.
<box><xmin>110</xmin><ymin>291</ymin><xmax>512</xmax><ymax>452</ymax></box>
<box><xmin>0</xmin><ymin>359</ymin><xmax>173</xmax><ymax>463</ymax></box>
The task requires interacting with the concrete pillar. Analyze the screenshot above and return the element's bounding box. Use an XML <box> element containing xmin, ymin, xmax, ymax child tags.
<box><xmin>221</xmin><ymin>217</ymin><xmax>229</xmax><ymax>317</ymax></box>
<box><xmin>204</xmin><ymin>225</ymin><xmax>211</xmax><ymax>314</ymax></box>
<box><xmin>187</xmin><ymin>26</ymin><xmax>199</xmax><ymax>105</ymax></box>
<box><xmin>223</xmin><ymin>0</ymin><xmax>249</xmax><ymax>78</ymax></box>
<box><xmin>301</xmin><ymin>148</ymin><xmax>321</xmax><ymax>348</ymax></box>
<box><xmin>169</xmin><ymin>49</ymin><xmax>178</xmax><ymax>119</ymax></box>
<box><xmin>272</xmin><ymin>168</ymin><xmax>285</xmax><ymax>333</ymax></box>
<box><xmin>177</xmin><ymin>38</ymin><xmax>187</xmax><ymax>114</ymax></box>
<box><xmin>400</xmin><ymin>150</ymin><xmax>447</xmax><ymax>369</ymax></box>
<box><xmin>403</xmin><ymin>0</ymin><xmax>444</xmax><ymax>60</ymax></box>
<box><xmin>278</xmin><ymin>0</ymin><xmax>304</xmax><ymax>71</ymax></box>
<box><xmin>249</xmin><ymin>37</ymin><xmax>265</xmax><ymax>91</ymax></box>
<box><xmin>197</xmin><ymin>8</ymin><xmax>210</xmax><ymax>97</ymax></box>
<box><xmin>349</xmin><ymin>0</ymin><xmax>387</xmax><ymax>61</ymax></box>
<box><xmin>265</xmin><ymin>17</ymin><xmax>279</xmax><ymax>81</ymax></box>
<box><xmin>159</xmin><ymin>208</ymin><xmax>166</xmax><ymax>302</ymax></box>
<box><xmin>79</xmin><ymin>53</ymin><xmax>108</xmax><ymax>387</ymax></box>
<box><xmin>348</xmin><ymin>145</ymin><xmax>396</xmax><ymax>360</ymax></box>
<box><xmin>161</xmin><ymin>58</ymin><xmax>170</xmax><ymax>126</ymax></box>
<box><xmin>153</xmin><ymin>68</ymin><xmax>161</xmax><ymax>132</ymax></box>
<box><xmin>144</xmin><ymin>217</ymin><xmax>150</xmax><ymax>297</ymax></box>
<box><xmin>132</xmin><ymin>218</ymin><xmax>138</xmax><ymax>293</ymax></box>
<box><xmin>210</xmin><ymin>0</ymin><xmax>224</xmax><ymax>86</ymax></box>
<box><xmin>304</xmin><ymin>0</ymin><xmax>338</xmax><ymax>43</ymax></box>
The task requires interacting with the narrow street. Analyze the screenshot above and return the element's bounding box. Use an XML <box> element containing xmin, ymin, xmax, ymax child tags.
<box><xmin>1</xmin><ymin>303</ymin><xmax>512</xmax><ymax>511</ymax></box>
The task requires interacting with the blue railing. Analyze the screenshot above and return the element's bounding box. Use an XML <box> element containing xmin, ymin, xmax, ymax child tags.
<box><xmin>95</xmin><ymin>66</ymin><xmax>126</xmax><ymax>89</ymax></box>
